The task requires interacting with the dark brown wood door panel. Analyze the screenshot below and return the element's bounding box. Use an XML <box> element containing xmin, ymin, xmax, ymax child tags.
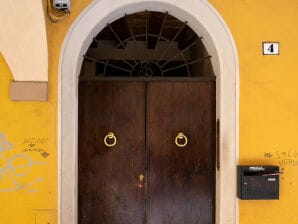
<box><xmin>78</xmin><ymin>80</ymin><xmax>215</xmax><ymax>224</ymax></box>
<box><xmin>146</xmin><ymin>82</ymin><xmax>215</xmax><ymax>224</ymax></box>
<box><xmin>78</xmin><ymin>81</ymin><xmax>146</xmax><ymax>224</ymax></box>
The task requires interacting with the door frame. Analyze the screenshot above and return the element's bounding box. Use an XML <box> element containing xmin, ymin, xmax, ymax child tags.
<box><xmin>58</xmin><ymin>1</ymin><xmax>239</xmax><ymax>224</ymax></box>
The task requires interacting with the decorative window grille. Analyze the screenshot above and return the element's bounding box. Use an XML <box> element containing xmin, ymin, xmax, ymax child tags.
<box><xmin>80</xmin><ymin>11</ymin><xmax>214</xmax><ymax>78</ymax></box>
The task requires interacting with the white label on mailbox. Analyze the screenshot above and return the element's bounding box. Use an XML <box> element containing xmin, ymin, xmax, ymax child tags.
<box><xmin>268</xmin><ymin>178</ymin><xmax>276</xmax><ymax>182</ymax></box>
<box><xmin>249</xmin><ymin>166</ymin><xmax>265</xmax><ymax>171</ymax></box>
<box><xmin>263</xmin><ymin>42</ymin><xmax>279</xmax><ymax>55</ymax></box>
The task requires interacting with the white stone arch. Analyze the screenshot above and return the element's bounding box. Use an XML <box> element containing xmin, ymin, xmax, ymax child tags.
<box><xmin>59</xmin><ymin>1</ymin><xmax>239</xmax><ymax>224</ymax></box>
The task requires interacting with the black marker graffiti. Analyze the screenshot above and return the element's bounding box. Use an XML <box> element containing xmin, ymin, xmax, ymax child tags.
<box><xmin>23</xmin><ymin>137</ymin><xmax>50</xmax><ymax>158</ymax></box>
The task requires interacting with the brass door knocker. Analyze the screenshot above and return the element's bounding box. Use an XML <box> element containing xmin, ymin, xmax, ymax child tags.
<box><xmin>175</xmin><ymin>132</ymin><xmax>188</xmax><ymax>148</ymax></box>
<box><xmin>104</xmin><ymin>132</ymin><xmax>117</xmax><ymax>147</ymax></box>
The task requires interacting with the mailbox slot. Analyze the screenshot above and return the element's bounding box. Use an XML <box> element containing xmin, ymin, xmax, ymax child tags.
<box><xmin>237</xmin><ymin>165</ymin><xmax>279</xmax><ymax>200</ymax></box>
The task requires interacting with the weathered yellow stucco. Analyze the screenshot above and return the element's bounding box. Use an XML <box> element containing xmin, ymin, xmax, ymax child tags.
<box><xmin>209</xmin><ymin>0</ymin><xmax>298</xmax><ymax>223</ymax></box>
<box><xmin>0</xmin><ymin>54</ymin><xmax>57</xmax><ymax>223</ymax></box>
<box><xmin>0</xmin><ymin>1</ymin><xmax>91</xmax><ymax>223</ymax></box>
<box><xmin>1</xmin><ymin>0</ymin><xmax>298</xmax><ymax>223</ymax></box>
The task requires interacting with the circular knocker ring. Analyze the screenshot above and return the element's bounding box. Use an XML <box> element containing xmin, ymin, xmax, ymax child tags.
<box><xmin>104</xmin><ymin>132</ymin><xmax>117</xmax><ymax>147</ymax></box>
<box><xmin>175</xmin><ymin>132</ymin><xmax>188</xmax><ymax>148</ymax></box>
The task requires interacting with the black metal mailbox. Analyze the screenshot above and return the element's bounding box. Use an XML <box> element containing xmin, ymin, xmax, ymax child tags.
<box><xmin>237</xmin><ymin>165</ymin><xmax>280</xmax><ymax>200</ymax></box>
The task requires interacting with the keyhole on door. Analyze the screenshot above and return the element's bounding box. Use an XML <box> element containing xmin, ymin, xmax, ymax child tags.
<box><xmin>139</xmin><ymin>174</ymin><xmax>144</xmax><ymax>182</ymax></box>
<box><xmin>138</xmin><ymin>174</ymin><xmax>145</xmax><ymax>188</ymax></box>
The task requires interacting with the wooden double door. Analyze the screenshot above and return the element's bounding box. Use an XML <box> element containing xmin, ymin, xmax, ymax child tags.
<box><xmin>78</xmin><ymin>80</ymin><xmax>215</xmax><ymax>224</ymax></box>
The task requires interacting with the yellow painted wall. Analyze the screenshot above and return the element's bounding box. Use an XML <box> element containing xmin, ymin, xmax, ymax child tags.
<box><xmin>0</xmin><ymin>1</ymin><xmax>91</xmax><ymax>224</ymax></box>
<box><xmin>209</xmin><ymin>0</ymin><xmax>298</xmax><ymax>223</ymax></box>
<box><xmin>0</xmin><ymin>54</ymin><xmax>57</xmax><ymax>223</ymax></box>
<box><xmin>1</xmin><ymin>0</ymin><xmax>298</xmax><ymax>223</ymax></box>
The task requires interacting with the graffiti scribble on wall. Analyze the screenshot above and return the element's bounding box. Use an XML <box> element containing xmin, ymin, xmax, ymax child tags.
<box><xmin>0</xmin><ymin>133</ymin><xmax>13</xmax><ymax>151</ymax></box>
<box><xmin>264</xmin><ymin>149</ymin><xmax>298</xmax><ymax>168</ymax></box>
<box><xmin>0</xmin><ymin>133</ymin><xmax>45</xmax><ymax>192</ymax></box>
<box><xmin>23</xmin><ymin>137</ymin><xmax>50</xmax><ymax>158</ymax></box>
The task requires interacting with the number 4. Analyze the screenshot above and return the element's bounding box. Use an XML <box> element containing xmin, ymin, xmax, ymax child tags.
<box><xmin>263</xmin><ymin>42</ymin><xmax>279</xmax><ymax>55</ymax></box>
<box><xmin>268</xmin><ymin>44</ymin><xmax>274</xmax><ymax>53</ymax></box>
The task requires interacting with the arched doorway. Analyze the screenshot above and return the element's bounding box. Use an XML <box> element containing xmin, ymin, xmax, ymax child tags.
<box><xmin>79</xmin><ymin>11</ymin><xmax>215</xmax><ymax>224</ymax></box>
<box><xmin>59</xmin><ymin>1</ymin><xmax>239</xmax><ymax>224</ymax></box>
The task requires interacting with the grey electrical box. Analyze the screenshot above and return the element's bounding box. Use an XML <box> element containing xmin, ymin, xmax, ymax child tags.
<box><xmin>53</xmin><ymin>0</ymin><xmax>71</xmax><ymax>10</ymax></box>
<box><xmin>237</xmin><ymin>165</ymin><xmax>280</xmax><ymax>200</ymax></box>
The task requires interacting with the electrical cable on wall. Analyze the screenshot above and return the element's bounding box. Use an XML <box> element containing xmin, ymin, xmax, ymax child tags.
<box><xmin>46</xmin><ymin>0</ymin><xmax>70</xmax><ymax>23</ymax></box>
